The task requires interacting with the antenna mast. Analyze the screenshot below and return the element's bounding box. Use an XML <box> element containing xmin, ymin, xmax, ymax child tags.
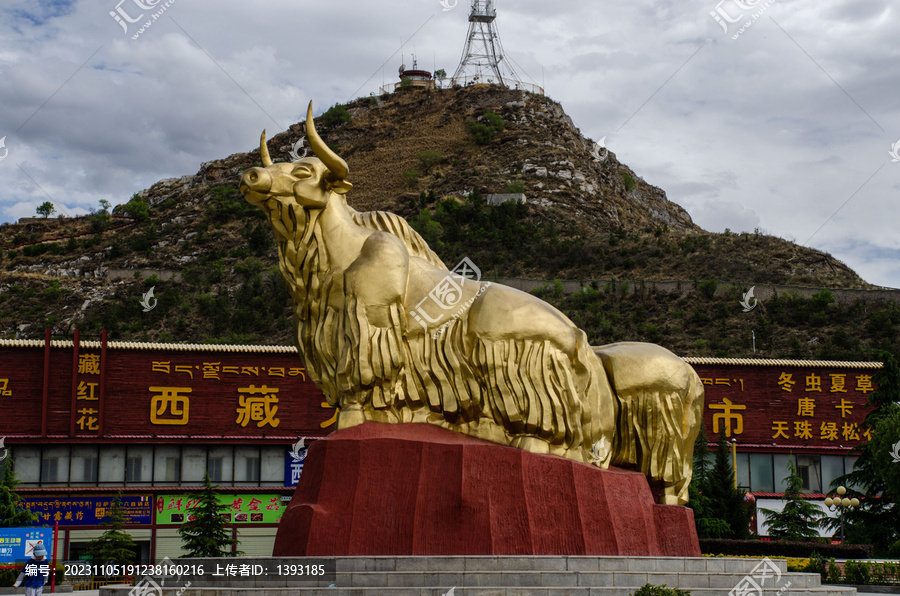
<box><xmin>452</xmin><ymin>0</ymin><xmax>520</xmax><ymax>88</ymax></box>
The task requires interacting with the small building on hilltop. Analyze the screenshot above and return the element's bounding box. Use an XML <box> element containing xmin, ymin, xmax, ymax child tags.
<box><xmin>380</xmin><ymin>58</ymin><xmax>435</xmax><ymax>95</ymax></box>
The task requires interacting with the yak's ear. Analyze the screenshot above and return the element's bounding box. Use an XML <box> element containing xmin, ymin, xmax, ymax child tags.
<box><xmin>328</xmin><ymin>178</ymin><xmax>353</xmax><ymax>195</ymax></box>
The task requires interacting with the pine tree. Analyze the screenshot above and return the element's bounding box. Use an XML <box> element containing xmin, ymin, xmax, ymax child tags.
<box><xmin>704</xmin><ymin>433</ymin><xmax>752</xmax><ymax>539</ymax></box>
<box><xmin>688</xmin><ymin>425</ymin><xmax>730</xmax><ymax>538</ymax></box>
<box><xmin>0</xmin><ymin>461</ymin><xmax>37</xmax><ymax>527</ymax></box>
<box><xmin>760</xmin><ymin>457</ymin><xmax>822</xmax><ymax>541</ymax></box>
<box><xmin>178</xmin><ymin>473</ymin><xmax>241</xmax><ymax>557</ymax></box>
<box><xmin>86</xmin><ymin>495</ymin><xmax>136</xmax><ymax>569</ymax></box>
<box><xmin>827</xmin><ymin>349</ymin><xmax>900</xmax><ymax>555</ymax></box>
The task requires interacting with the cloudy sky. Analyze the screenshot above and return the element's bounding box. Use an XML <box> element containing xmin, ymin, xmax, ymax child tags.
<box><xmin>1</xmin><ymin>0</ymin><xmax>898</xmax><ymax>287</ymax></box>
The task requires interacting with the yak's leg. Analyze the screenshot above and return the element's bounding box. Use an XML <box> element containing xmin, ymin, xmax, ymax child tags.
<box><xmin>339</xmin><ymin>232</ymin><xmax>410</xmax><ymax>428</ymax></box>
<box><xmin>594</xmin><ymin>342</ymin><xmax>704</xmax><ymax>505</ymax></box>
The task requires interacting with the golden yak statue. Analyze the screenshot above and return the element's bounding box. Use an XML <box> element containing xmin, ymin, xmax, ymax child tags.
<box><xmin>240</xmin><ymin>102</ymin><xmax>704</xmax><ymax>505</ymax></box>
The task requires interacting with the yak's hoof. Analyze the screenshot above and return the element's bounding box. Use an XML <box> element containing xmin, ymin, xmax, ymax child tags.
<box><xmin>336</xmin><ymin>406</ymin><xmax>366</xmax><ymax>430</ymax></box>
<box><xmin>510</xmin><ymin>435</ymin><xmax>550</xmax><ymax>454</ymax></box>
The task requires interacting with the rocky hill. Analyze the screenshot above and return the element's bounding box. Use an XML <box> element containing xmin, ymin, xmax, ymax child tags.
<box><xmin>1</xmin><ymin>85</ymin><xmax>894</xmax><ymax>361</ymax></box>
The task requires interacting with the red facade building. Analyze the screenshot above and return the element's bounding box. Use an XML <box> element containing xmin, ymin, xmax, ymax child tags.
<box><xmin>0</xmin><ymin>332</ymin><xmax>881</xmax><ymax>556</ymax></box>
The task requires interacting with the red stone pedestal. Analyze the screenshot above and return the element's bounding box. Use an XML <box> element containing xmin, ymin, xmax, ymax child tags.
<box><xmin>274</xmin><ymin>422</ymin><xmax>700</xmax><ymax>556</ymax></box>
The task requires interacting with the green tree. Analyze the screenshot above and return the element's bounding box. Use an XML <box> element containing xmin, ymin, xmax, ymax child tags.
<box><xmin>434</xmin><ymin>69</ymin><xmax>447</xmax><ymax>87</ymax></box>
<box><xmin>178</xmin><ymin>474</ymin><xmax>241</xmax><ymax>557</ymax></box>
<box><xmin>0</xmin><ymin>461</ymin><xmax>38</xmax><ymax>527</ymax></box>
<box><xmin>319</xmin><ymin>104</ymin><xmax>351</xmax><ymax>128</ymax></box>
<box><xmin>759</xmin><ymin>457</ymin><xmax>823</xmax><ymax>540</ymax></box>
<box><xmin>98</xmin><ymin>199</ymin><xmax>111</xmax><ymax>214</ymax></box>
<box><xmin>36</xmin><ymin>202</ymin><xmax>55</xmax><ymax>218</ymax></box>
<box><xmin>687</xmin><ymin>425</ymin><xmax>730</xmax><ymax>538</ymax></box>
<box><xmin>827</xmin><ymin>349</ymin><xmax>900</xmax><ymax>555</ymax></box>
<box><xmin>466</xmin><ymin>109</ymin><xmax>505</xmax><ymax>145</ymax></box>
<box><xmin>704</xmin><ymin>433</ymin><xmax>752</xmax><ymax>538</ymax></box>
<box><xmin>122</xmin><ymin>195</ymin><xmax>150</xmax><ymax>222</ymax></box>
<box><xmin>86</xmin><ymin>495</ymin><xmax>137</xmax><ymax>568</ymax></box>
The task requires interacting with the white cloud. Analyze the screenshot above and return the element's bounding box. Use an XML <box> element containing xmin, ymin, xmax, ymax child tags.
<box><xmin>0</xmin><ymin>0</ymin><xmax>898</xmax><ymax>288</ymax></box>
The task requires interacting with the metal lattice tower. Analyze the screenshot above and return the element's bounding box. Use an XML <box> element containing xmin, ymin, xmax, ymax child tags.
<box><xmin>452</xmin><ymin>0</ymin><xmax>520</xmax><ymax>88</ymax></box>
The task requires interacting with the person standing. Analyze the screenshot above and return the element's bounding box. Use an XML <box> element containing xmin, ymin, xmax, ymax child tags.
<box><xmin>13</xmin><ymin>543</ymin><xmax>49</xmax><ymax>595</ymax></box>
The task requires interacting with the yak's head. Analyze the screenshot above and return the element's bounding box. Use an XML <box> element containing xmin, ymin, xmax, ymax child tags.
<box><xmin>240</xmin><ymin>101</ymin><xmax>352</xmax><ymax>240</ymax></box>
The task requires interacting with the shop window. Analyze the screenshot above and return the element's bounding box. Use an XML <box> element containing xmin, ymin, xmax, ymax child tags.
<box><xmin>126</xmin><ymin>457</ymin><xmax>143</xmax><ymax>482</ymax></box>
<box><xmin>795</xmin><ymin>455</ymin><xmax>822</xmax><ymax>493</ymax></box>
<box><xmin>749</xmin><ymin>453</ymin><xmax>774</xmax><ymax>493</ymax></box>
<box><xmin>83</xmin><ymin>458</ymin><xmax>98</xmax><ymax>483</ymax></box>
<box><xmin>153</xmin><ymin>446</ymin><xmax>181</xmax><ymax>484</ymax></box>
<box><xmin>13</xmin><ymin>447</ymin><xmax>40</xmax><ymax>485</ymax></box>
<box><xmin>207</xmin><ymin>446</ymin><xmax>233</xmax><ymax>483</ymax></box>
<box><xmin>70</xmin><ymin>446</ymin><xmax>99</xmax><ymax>484</ymax></box>
<box><xmin>181</xmin><ymin>446</ymin><xmax>206</xmax><ymax>485</ymax></box>
<box><xmin>40</xmin><ymin>458</ymin><xmax>58</xmax><ymax>483</ymax></box>
<box><xmin>245</xmin><ymin>458</ymin><xmax>260</xmax><ymax>482</ymax></box>
<box><xmin>260</xmin><ymin>447</ymin><xmax>284</xmax><ymax>485</ymax></box>
<box><xmin>165</xmin><ymin>458</ymin><xmax>181</xmax><ymax>483</ymax></box>
<box><xmin>821</xmin><ymin>455</ymin><xmax>845</xmax><ymax>492</ymax></box>
<box><xmin>99</xmin><ymin>446</ymin><xmax>126</xmax><ymax>485</ymax></box>
<box><xmin>208</xmin><ymin>457</ymin><xmax>223</xmax><ymax>482</ymax></box>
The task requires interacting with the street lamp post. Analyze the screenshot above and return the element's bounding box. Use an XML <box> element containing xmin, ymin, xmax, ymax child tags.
<box><xmin>824</xmin><ymin>486</ymin><xmax>859</xmax><ymax>542</ymax></box>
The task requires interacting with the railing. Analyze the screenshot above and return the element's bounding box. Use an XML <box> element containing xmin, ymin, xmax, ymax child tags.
<box><xmin>449</xmin><ymin>75</ymin><xmax>543</xmax><ymax>95</ymax></box>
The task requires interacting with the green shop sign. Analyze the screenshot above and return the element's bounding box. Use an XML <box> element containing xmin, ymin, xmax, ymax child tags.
<box><xmin>156</xmin><ymin>494</ymin><xmax>285</xmax><ymax>524</ymax></box>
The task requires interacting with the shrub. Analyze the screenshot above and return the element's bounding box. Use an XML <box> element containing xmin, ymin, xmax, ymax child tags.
<box><xmin>90</xmin><ymin>212</ymin><xmax>112</xmax><ymax>232</ymax></box>
<box><xmin>698</xmin><ymin>539</ymin><xmax>872</xmax><ymax>559</ymax></box>
<box><xmin>466</xmin><ymin>109</ymin><xmax>505</xmax><ymax>145</ymax></box>
<box><xmin>402</xmin><ymin>170</ymin><xmax>420</xmax><ymax>188</ymax></box>
<box><xmin>843</xmin><ymin>560</ymin><xmax>871</xmax><ymax>585</ymax></box>
<box><xmin>505</xmin><ymin>180</ymin><xmax>526</xmax><ymax>193</ymax></box>
<box><xmin>631</xmin><ymin>584</ymin><xmax>691</xmax><ymax>596</ymax></box>
<box><xmin>415</xmin><ymin>150</ymin><xmax>443</xmax><ymax>173</ymax></box>
<box><xmin>826</xmin><ymin>558</ymin><xmax>842</xmax><ymax>584</ymax></box>
<box><xmin>319</xmin><ymin>104</ymin><xmax>351</xmax><ymax>129</ymax></box>
<box><xmin>122</xmin><ymin>195</ymin><xmax>150</xmax><ymax>222</ymax></box>
<box><xmin>699</xmin><ymin>279</ymin><xmax>718</xmax><ymax>300</ymax></box>
<box><xmin>623</xmin><ymin>173</ymin><xmax>636</xmax><ymax>191</ymax></box>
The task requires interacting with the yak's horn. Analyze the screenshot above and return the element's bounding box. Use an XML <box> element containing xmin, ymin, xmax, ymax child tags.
<box><xmin>306</xmin><ymin>101</ymin><xmax>348</xmax><ymax>180</ymax></box>
<box><xmin>260</xmin><ymin>130</ymin><xmax>272</xmax><ymax>167</ymax></box>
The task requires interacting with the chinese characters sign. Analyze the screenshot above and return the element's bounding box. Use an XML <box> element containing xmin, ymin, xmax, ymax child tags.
<box><xmin>694</xmin><ymin>365</ymin><xmax>877</xmax><ymax>447</ymax></box>
<box><xmin>156</xmin><ymin>494</ymin><xmax>285</xmax><ymax>524</ymax></box>
<box><xmin>0</xmin><ymin>343</ymin><xmax>332</xmax><ymax>439</ymax></box>
<box><xmin>21</xmin><ymin>496</ymin><xmax>152</xmax><ymax>527</ymax></box>
<box><xmin>0</xmin><ymin>528</ymin><xmax>53</xmax><ymax>563</ymax></box>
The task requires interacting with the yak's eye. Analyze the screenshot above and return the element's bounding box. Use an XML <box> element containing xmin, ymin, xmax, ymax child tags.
<box><xmin>292</xmin><ymin>166</ymin><xmax>312</xmax><ymax>179</ymax></box>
